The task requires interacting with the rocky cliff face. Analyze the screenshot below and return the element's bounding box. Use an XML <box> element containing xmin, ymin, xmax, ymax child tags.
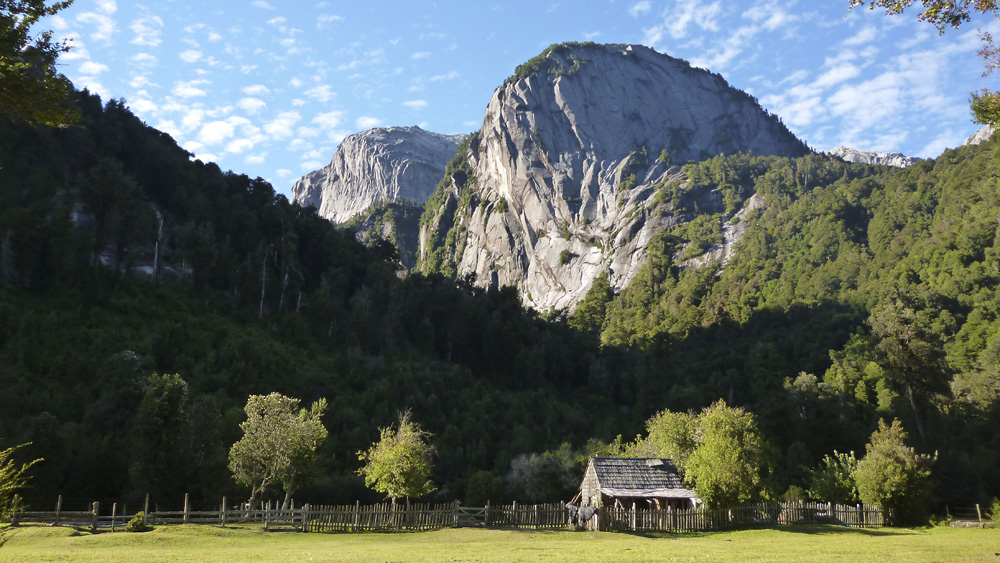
<box><xmin>291</xmin><ymin>126</ymin><xmax>465</xmax><ymax>223</ymax></box>
<box><xmin>828</xmin><ymin>146</ymin><xmax>920</xmax><ymax>168</ymax></box>
<box><xmin>419</xmin><ymin>43</ymin><xmax>809</xmax><ymax>311</ymax></box>
<box><xmin>963</xmin><ymin>125</ymin><xmax>995</xmax><ymax>146</ymax></box>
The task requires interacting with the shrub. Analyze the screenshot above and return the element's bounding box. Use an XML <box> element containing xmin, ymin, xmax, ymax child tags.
<box><xmin>125</xmin><ymin>511</ymin><xmax>151</xmax><ymax>532</ymax></box>
<box><xmin>559</xmin><ymin>250</ymin><xmax>576</xmax><ymax>265</ymax></box>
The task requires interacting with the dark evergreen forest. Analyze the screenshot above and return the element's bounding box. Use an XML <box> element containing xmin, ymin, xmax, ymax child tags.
<box><xmin>1</xmin><ymin>89</ymin><xmax>997</xmax><ymax>513</ymax></box>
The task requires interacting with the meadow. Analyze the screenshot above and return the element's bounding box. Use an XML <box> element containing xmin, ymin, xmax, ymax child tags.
<box><xmin>1</xmin><ymin>523</ymin><xmax>997</xmax><ymax>562</ymax></box>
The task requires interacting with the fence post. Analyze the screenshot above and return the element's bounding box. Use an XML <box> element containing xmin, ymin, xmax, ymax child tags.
<box><xmin>111</xmin><ymin>502</ymin><xmax>117</xmax><ymax>532</ymax></box>
<box><xmin>265</xmin><ymin>500</ymin><xmax>271</xmax><ymax>530</ymax></box>
<box><xmin>301</xmin><ymin>503</ymin><xmax>310</xmax><ymax>532</ymax></box>
<box><xmin>977</xmin><ymin>504</ymin><xmax>983</xmax><ymax>528</ymax></box>
<box><xmin>55</xmin><ymin>495</ymin><xmax>62</xmax><ymax>526</ymax></box>
<box><xmin>144</xmin><ymin>494</ymin><xmax>150</xmax><ymax>522</ymax></box>
<box><xmin>91</xmin><ymin>501</ymin><xmax>99</xmax><ymax>532</ymax></box>
<box><xmin>183</xmin><ymin>493</ymin><xmax>190</xmax><ymax>524</ymax></box>
<box><xmin>353</xmin><ymin>500</ymin><xmax>360</xmax><ymax>532</ymax></box>
<box><xmin>221</xmin><ymin>496</ymin><xmax>227</xmax><ymax>527</ymax></box>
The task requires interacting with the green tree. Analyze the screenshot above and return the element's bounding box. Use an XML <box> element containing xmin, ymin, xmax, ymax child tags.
<box><xmin>129</xmin><ymin>373</ymin><xmax>195</xmax><ymax>501</ymax></box>
<box><xmin>685</xmin><ymin>400</ymin><xmax>770</xmax><ymax>508</ymax></box>
<box><xmin>0</xmin><ymin>442</ymin><xmax>41</xmax><ymax>517</ymax></box>
<box><xmin>627</xmin><ymin>409</ymin><xmax>698</xmax><ymax>474</ymax></box>
<box><xmin>807</xmin><ymin>450</ymin><xmax>859</xmax><ymax>504</ymax></box>
<box><xmin>853</xmin><ymin>418</ymin><xmax>934</xmax><ymax>524</ymax></box>
<box><xmin>228</xmin><ymin>393</ymin><xmax>328</xmax><ymax>509</ymax></box>
<box><xmin>0</xmin><ymin>0</ymin><xmax>79</xmax><ymax>126</ymax></box>
<box><xmin>868</xmin><ymin>302</ymin><xmax>950</xmax><ymax>441</ymax></box>
<box><xmin>357</xmin><ymin>410</ymin><xmax>436</xmax><ymax>501</ymax></box>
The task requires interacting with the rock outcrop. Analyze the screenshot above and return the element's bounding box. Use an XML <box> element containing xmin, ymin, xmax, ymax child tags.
<box><xmin>291</xmin><ymin>126</ymin><xmax>465</xmax><ymax>223</ymax></box>
<box><xmin>963</xmin><ymin>125</ymin><xmax>995</xmax><ymax>146</ymax></box>
<box><xmin>419</xmin><ymin>43</ymin><xmax>809</xmax><ymax>311</ymax></box>
<box><xmin>828</xmin><ymin>146</ymin><xmax>920</xmax><ymax>168</ymax></box>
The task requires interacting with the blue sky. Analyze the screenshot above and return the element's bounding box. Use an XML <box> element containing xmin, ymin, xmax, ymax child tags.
<box><xmin>47</xmin><ymin>0</ymin><xmax>999</xmax><ymax>197</ymax></box>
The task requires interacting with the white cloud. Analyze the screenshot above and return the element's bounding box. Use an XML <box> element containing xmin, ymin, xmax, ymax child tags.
<box><xmin>130</xmin><ymin>11</ymin><xmax>163</xmax><ymax>47</ymax></box>
<box><xmin>411</xmin><ymin>51</ymin><xmax>432</xmax><ymax>60</ymax></box>
<box><xmin>644</xmin><ymin>0</ymin><xmax>722</xmax><ymax>44</ymax></box>
<box><xmin>318</xmin><ymin>14</ymin><xmax>342</xmax><ymax>28</ymax></box>
<box><xmin>430</xmin><ymin>71</ymin><xmax>459</xmax><ymax>81</ymax></box>
<box><xmin>264</xmin><ymin>111</ymin><xmax>301</xmax><ymax>140</ymax></box>
<box><xmin>305</xmin><ymin>84</ymin><xmax>336</xmax><ymax>103</ymax></box>
<box><xmin>199</xmin><ymin>121</ymin><xmax>238</xmax><ymax>146</ymax></box>
<box><xmin>209</xmin><ymin>31</ymin><xmax>222</xmax><ymax>42</ymax></box>
<box><xmin>629</xmin><ymin>1</ymin><xmax>651</xmax><ymax>18</ymax></box>
<box><xmin>267</xmin><ymin>16</ymin><xmax>287</xmax><ymax>27</ymax></box>
<box><xmin>242</xmin><ymin>84</ymin><xmax>271</xmax><ymax>96</ymax></box>
<box><xmin>77</xmin><ymin>12</ymin><xmax>115</xmax><ymax>44</ymax></box>
<box><xmin>96</xmin><ymin>0</ymin><xmax>117</xmax><ymax>14</ymax></box>
<box><xmin>403</xmin><ymin>100</ymin><xmax>428</xmax><ymax>110</ymax></box>
<box><xmin>355</xmin><ymin>116</ymin><xmax>383</xmax><ymax>129</ymax></box>
<box><xmin>843</xmin><ymin>26</ymin><xmax>878</xmax><ymax>47</ymax></box>
<box><xmin>300</xmin><ymin>160</ymin><xmax>324</xmax><ymax>171</ymax></box>
<box><xmin>79</xmin><ymin>61</ymin><xmax>109</xmax><ymax>75</ymax></box>
<box><xmin>252</xmin><ymin>0</ymin><xmax>275</xmax><ymax>9</ymax></box>
<box><xmin>172</xmin><ymin>79</ymin><xmax>210</xmax><ymax>98</ymax></box>
<box><xmin>276</xmin><ymin>169</ymin><xmax>292</xmax><ymax>177</ymax></box>
<box><xmin>130</xmin><ymin>98</ymin><xmax>158</xmax><ymax>114</ymax></box>
<box><xmin>131</xmin><ymin>52</ymin><xmax>157</xmax><ymax>67</ymax></box>
<box><xmin>312</xmin><ymin>111</ymin><xmax>344</xmax><ymax>129</ymax></box>
<box><xmin>246</xmin><ymin>153</ymin><xmax>267</xmax><ymax>165</ymax></box>
<box><xmin>814</xmin><ymin>64</ymin><xmax>861</xmax><ymax>89</ymax></box>
<box><xmin>180</xmin><ymin>109</ymin><xmax>206</xmax><ymax>132</ymax></box>
<box><xmin>180</xmin><ymin>50</ymin><xmax>202</xmax><ymax>63</ymax></box>
<box><xmin>237</xmin><ymin>97</ymin><xmax>267</xmax><ymax>114</ymax></box>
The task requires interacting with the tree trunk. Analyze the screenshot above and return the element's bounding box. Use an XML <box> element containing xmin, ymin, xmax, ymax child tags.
<box><xmin>906</xmin><ymin>384</ymin><xmax>926</xmax><ymax>441</ymax></box>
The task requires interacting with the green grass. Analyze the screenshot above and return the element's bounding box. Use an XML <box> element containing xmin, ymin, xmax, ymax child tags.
<box><xmin>1</xmin><ymin>523</ymin><xmax>998</xmax><ymax>562</ymax></box>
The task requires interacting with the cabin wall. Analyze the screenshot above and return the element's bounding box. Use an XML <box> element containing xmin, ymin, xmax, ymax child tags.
<box><xmin>580</xmin><ymin>462</ymin><xmax>600</xmax><ymax>507</ymax></box>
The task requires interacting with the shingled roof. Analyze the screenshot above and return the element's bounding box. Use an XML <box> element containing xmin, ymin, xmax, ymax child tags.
<box><xmin>589</xmin><ymin>457</ymin><xmax>697</xmax><ymax>499</ymax></box>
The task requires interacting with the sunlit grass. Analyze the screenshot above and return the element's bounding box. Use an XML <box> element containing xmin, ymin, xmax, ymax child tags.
<box><xmin>1</xmin><ymin>522</ymin><xmax>997</xmax><ymax>562</ymax></box>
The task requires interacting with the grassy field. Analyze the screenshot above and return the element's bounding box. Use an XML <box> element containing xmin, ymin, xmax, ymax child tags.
<box><xmin>1</xmin><ymin>523</ymin><xmax>998</xmax><ymax>562</ymax></box>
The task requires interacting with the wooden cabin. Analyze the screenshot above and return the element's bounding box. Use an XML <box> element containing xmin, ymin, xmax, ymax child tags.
<box><xmin>579</xmin><ymin>457</ymin><xmax>699</xmax><ymax>510</ymax></box>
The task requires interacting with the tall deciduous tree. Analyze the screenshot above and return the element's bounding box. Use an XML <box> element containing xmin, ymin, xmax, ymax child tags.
<box><xmin>228</xmin><ymin>393</ymin><xmax>328</xmax><ymax>509</ymax></box>
<box><xmin>357</xmin><ymin>410</ymin><xmax>435</xmax><ymax>501</ymax></box>
<box><xmin>685</xmin><ymin>400</ymin><xmax>770</xmax><ymax>508</ymax></box>
<box><xmin>0</xmin><ymin>0</ymin><xmax>78</xmax><ymax>126</ymax></box>
<box><xmin>807</xmin><ymin>450</ymin><xmax>860</xmax><ymax>504</ymax></box>
<box><xmin>868</xmin><ymin>302</ymin><xmax>950</xmax><ymax>441</ymax></box>
<box><xmin>853</xmin><ymin>418</ymin><xmax>934</xmax><ymax>524</ymax></box>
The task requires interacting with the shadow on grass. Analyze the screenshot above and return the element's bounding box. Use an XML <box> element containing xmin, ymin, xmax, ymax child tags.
<box><xmin>619</xmin><ymin>524</ymin><xmax>913</xmax><ymax>539</ymax></box>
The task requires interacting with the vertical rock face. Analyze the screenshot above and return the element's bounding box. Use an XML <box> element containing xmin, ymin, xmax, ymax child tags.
<box><xmin>419</xmin><ymin>43</ymin><xmax>809</xmax><ymax>311</ymax></box>
<box><xmin>291</xmin><ymin>126</ymin><xmax>465</xmax><ymax>223</ymax></box>
<box><xmin>963</xmin><ymin>125</ymin><xmax>995</xmax><ymax>146</ymax></box>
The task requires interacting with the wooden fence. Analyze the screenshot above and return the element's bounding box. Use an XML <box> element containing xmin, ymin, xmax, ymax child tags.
<box><xmin>599</xmin><ymin>501</ymin><xmax>889</xmax><ymax>532</ymax></box>
<box><xmin>6</xmin><ymin>498</ymin><xmax>889</xmax><ymax>534</ymax></box>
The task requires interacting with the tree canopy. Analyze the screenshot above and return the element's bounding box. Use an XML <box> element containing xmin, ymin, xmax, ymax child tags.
<box><xmin>228</xmin><ymin>393</ymin><xmax>328</xmax><ymax>508</ymax></box>
<box><xmin>0</xmin><ymin>0</ymin><xmax>78</xmax><ymax>126</ymax></box>
<box><xmin>357</xmin><ymin>410</ymin><xmax>436</xmax><ymax>501</ymax></box>
<box><xmin>853</xmin><ymin>418</ymin><xmax>934</xmax><ymax>524</ymax></box>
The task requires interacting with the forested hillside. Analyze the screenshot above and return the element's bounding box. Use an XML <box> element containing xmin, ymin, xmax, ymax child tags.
<box><xmin>1</xmin><ymin>88</ymin><xmax>998</xmax><ymax>513</ymax></box>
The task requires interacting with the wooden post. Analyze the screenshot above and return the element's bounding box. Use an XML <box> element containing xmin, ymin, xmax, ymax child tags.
<box><xmin>183</xmin><ymin>493</ymin><xmax>190</xmax><ymax>524</ymax></box>
<box><xmin>977</xmin><ymin>504</ymin><xmax>983</xmax><ymax>528</ymax></box>
<box><xmin>301</xmin><ymin>503</ymin><xmax>309</xmax><ymax>532</ymax></box>
<box><xmin>353</xmin><ymin>500</ymin><xmax>360</xmax><ymax>532</ymax></box>
<box><xmin>144</xmin><ymin>494</ymin><xmax>149</xmax><ymax>521</ymax></box>
<box><xmin>221</xmin><ymin>496</ymin><xmax>227</xmax><ymax>527</ymax></box>
<box><xmin>265</xmin><ymin>500</ymin><xmax>271</xmax><ymax>530</ymax></box>
<box><xmin>91</xmin><ymin>501</ymin><xmax>99</xmax><ymax>532</ymax></box>
<box><xmin>55</xmin><ymin>495</ymin><xmax>62</xmax><ymax>526</ymax></box>
<box><xmin>111</xmin><ymin>502</ymin><xmax>117</xmax><ymax>532</ymax></box>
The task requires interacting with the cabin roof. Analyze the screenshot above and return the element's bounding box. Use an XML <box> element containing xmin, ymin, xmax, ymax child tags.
<box><xmin>588</xmin><ymin>457</ymin><xmax>697</xmax><ymax>499</ymax></box>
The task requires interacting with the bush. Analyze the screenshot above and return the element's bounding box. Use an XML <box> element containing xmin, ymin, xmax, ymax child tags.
<box><xmin>987</xmin><ymin>498</ymin><xmax>1000</xmax><ymax>524</ymax></box>
<box><xmin>125</xmin><ymin>511</ymin><xmax>151</xmax><ymax>532</ymax></box>
<box><xmin>559</xmin><ymin>250</ymin><xmax>576</xmax><ymax>265</ymax></box>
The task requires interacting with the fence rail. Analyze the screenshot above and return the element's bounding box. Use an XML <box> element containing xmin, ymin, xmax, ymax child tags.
<box><xmin>599</xmin><ymin>501</ymin><xmax>889</xmax><ymax>532</ymax></box>
<box><xmin>5</xmin><ymin>498</ymin><xmax>890</xmax><ymax>534</ymax></box>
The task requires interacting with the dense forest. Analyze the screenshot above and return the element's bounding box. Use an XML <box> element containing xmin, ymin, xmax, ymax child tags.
<box><xmin>1</xmin><ymin>88</ymin><xmax>997</xmax><ymax>514</ymax></box>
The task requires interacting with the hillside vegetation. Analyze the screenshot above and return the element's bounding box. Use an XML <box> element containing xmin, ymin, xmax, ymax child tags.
<box><xmin>0</xmin><ymin>88</ymin><xmax>998</xmax><ymax>514</ymax></box>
